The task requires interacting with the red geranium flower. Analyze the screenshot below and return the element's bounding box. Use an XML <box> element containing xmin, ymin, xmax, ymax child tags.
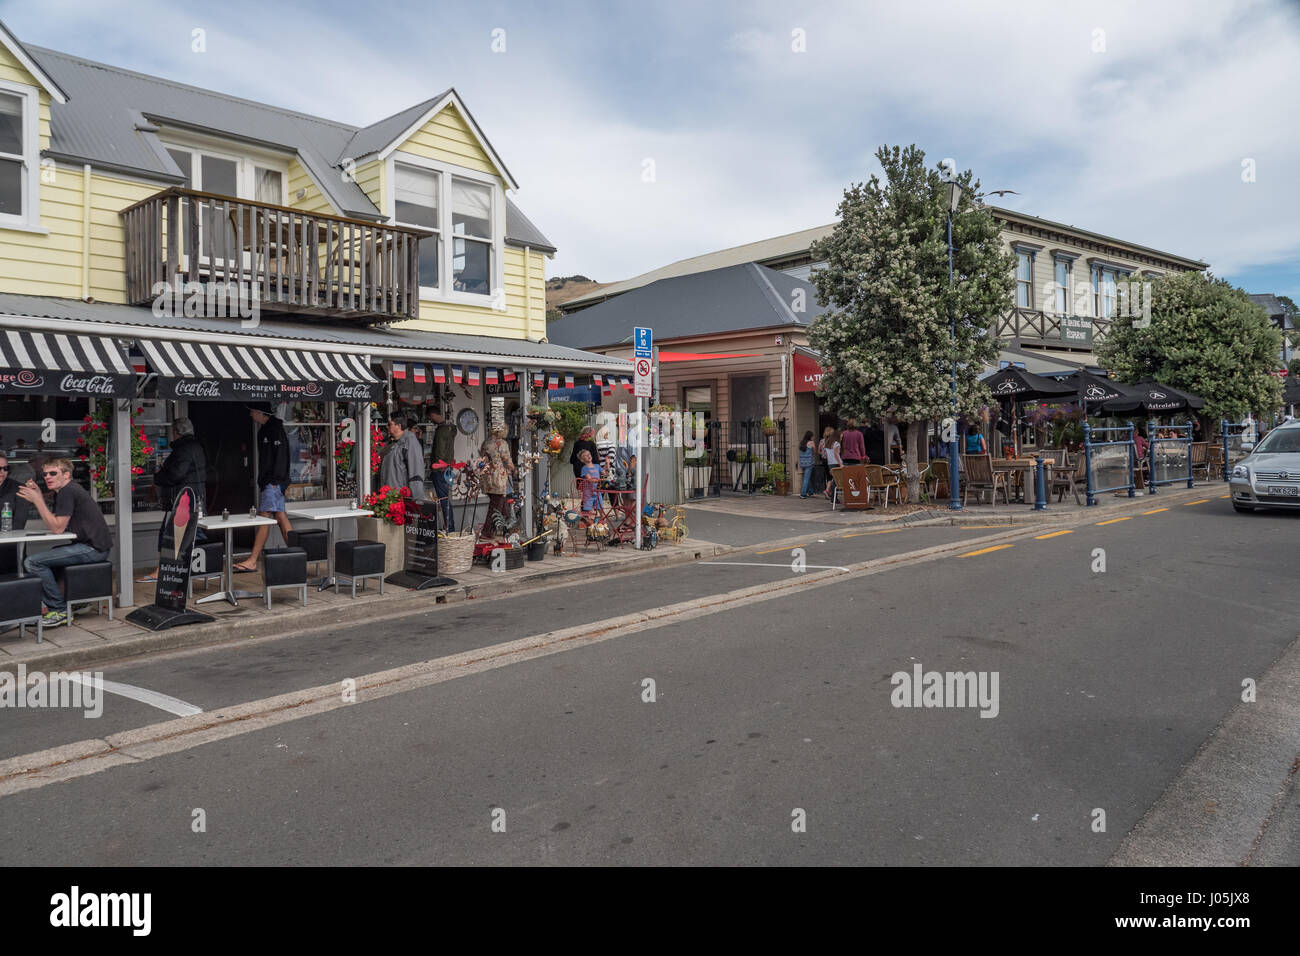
<box><xmin>399</xmin><ymin>486</ymin><xmax>410</xmax><ymax>497</ymax></box>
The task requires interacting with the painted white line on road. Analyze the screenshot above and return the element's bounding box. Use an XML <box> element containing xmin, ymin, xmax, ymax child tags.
<box><xmin>64</xmin><ymin>674</ymin><xmax>202</xmax><ymax>718</ymax></box>
<box><xmin>707</xmin><ymin>561</ymin><xmax>851</xmax><ymax>571</ymax></box>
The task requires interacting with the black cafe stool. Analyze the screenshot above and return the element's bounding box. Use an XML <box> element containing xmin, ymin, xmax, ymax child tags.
<box><xmin>0</xmin><ymin>575</ymin><xmax>45</xmax><ymax>643</ymax></box>
<box><xmin>261</xmin><ymin>547</ymin><xmax>307</xmax><ymax>608</ymax></box>
<box><xmin>187</xmin><ymin>541</ymin><xmax>226</xmax><ymax>599</ymax></box>
<box><xmin>55</xmin><ymin>562</ymin><xmax>114</xmax><ymax>626</ymax></box>
<box><xmin>287</xmin><ymin>529</ymin><xmax>328</xmax><ymax>577</ymax></box>
<box><xmin>334</xmin><ymin>540</ymin><xmax>385</xmax><ymax>597</ymax></box>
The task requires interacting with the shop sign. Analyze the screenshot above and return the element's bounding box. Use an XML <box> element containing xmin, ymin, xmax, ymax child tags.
<box><xmin>1059</xmin><ymin>315</ymin><xmax>1093</xmax><ymax>345</ymax></box>
<box><xmin>485</xmin><ymin>381</ymin><xmax>519</xmax><ymax>395</ymax></box>
<box><xmin>0</xmin><ymin>368</ymin><xmax>132</xmax><ymax>397</ymax></box>
<box><xmin>161</xmin><ymin>377</ymin><xmax>381</xmax><ymax>402</ymax></box>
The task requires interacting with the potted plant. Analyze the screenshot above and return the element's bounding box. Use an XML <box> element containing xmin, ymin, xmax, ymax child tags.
<box><xmin>683</xmin><ymin>451</ymin><xmax>711</xmax><ymax>498</ymax></box>
<box><xmin>761</xmin><ymin>416</ymin><xmax>778</xmax><ymax>437</ymax></box>
<box><xmin>768</xmin><ymin>462</ymin><xmax>791</xmax><ymax>496</ymax></box>
<box><xmin>356</xmin><ymin>484</ymin><xmax>411</xmax><ymax>574</ymax></box>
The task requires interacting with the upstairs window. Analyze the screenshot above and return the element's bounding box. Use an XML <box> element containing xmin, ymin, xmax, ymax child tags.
<box><xmin>395</xmin><ymin>165</ymin><xmax>441</xmax><ymax>288</ymax></box>
<box><xmin>452</xmin><ymin>177</ymin><xmax>492</xmax><ymax>295</ymax></box>
<box><xmin>1015</xmin><ymin>250</ymin><xmax>1033</xmax><ymax>308</ymax></box>
<box><xmin>1054</xmin><ymin>258</ymin><xmax>1071</xmax><ymax>314</ymax></box>
<box><xmin>0</xmin><ymin>82</ymin><xmax>39</xmax><ymax>229</ymax></box>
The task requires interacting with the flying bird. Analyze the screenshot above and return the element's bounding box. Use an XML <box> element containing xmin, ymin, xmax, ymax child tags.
<box><xmin>987</xmin><ymin>189</ymin><xmax>1020</xmax><ymax>198</ymax></box>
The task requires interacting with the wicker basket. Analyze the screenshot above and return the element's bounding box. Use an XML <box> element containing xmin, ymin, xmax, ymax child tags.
<box><xmin>439</xmin><ymin>532</ymin><xmax>477</xmax><ymax>574</ymax></box>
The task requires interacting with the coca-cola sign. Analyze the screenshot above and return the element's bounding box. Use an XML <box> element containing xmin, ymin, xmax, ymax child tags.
<box><xmin>173</xmin><ymin>379</ymin><xmax>224</xmax><ymax>398</ymax></box>
<box><xmin>334</xmin><ymin>382</ymin><xmax>377</xmax><ymax>400</ymax></box>
<box><xmin>161</xmin><ymin>376</ymin><xmax>381</xmax><ymax>401</ymax></box>
<box><xmin>0</xmin><ymin>366</ymin><xmax>131</xmax><ymax>397</ymax></box>
<box><xmin>59</xmin><ymin>374</ymin><xmax>116</xmax><ymax>394</ymax></box>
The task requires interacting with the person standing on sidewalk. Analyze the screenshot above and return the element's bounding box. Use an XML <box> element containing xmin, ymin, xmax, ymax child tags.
<box><xmin>18</xmin><ymin>457</ymin><xmax>112</xmax><ymax>627</ymax></box>
<box><xmin>428</xmin><ymin>407</ymin><xmax>457</xmax><ymax>532</ymax></box>
<box><xmin>233</xmin><ymin>403</ymin><xmax>292</xmax><ymax>573</ymax></box>
<box><xmin>841</xmin><ymin>418</ymin><xmax>867</xmax><ymax>466</ymax></box>
<box><xmin>821</xmin><ymin>427</ymin><xmax>841</xmax><ymax>501</ymax></box>
<box><xmin>798</xmin><ymin>431</ymin><xmax>816</xmax><ymax>498</ymax></box>
<box><xmin>380</xmin><ymin>415</ymin><xmax>426</xmax><ymax>501</ymax></box>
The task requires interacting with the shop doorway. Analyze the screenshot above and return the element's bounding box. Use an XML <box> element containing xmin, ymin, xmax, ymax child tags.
<box><xmin>188</xmin><ymin>401</ymin><xmax>255</xmax><ymax>516</ymax></box>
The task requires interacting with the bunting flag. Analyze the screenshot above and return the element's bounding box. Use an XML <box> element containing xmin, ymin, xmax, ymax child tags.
<box><xmin>593</xmin><ymin>373</ymin><xmax>603</xmax><ymax>387</ymax></box>
<box><xmin>413</xmin><ymin>364</ymin><xmax>426</xmax><ymax>384</ymax></box>
<box><xmin>392</xmin><ymin>362</ymin><xmax>406</xmax><ymax>380</ymax></box>
<box><xmin>131</xmin><ymin>353</ymin><xmax>148</xmax><ymax>374</ymax></box>
<box><xmin>548</xmin><ymin>372</ymin><xmax>559</xmax><ymax>390</ymax></box>
<box><xmin>433</xmin><ymin>364</ymin><xmax>446</xmax><ymax>384</ymax></box>
<box><xmin>603</xmin><ymin>385</ymin><xmax>613</xmax><ymax>396</ymax></box>
<box><xmin>565</xmin><ymin>372</ymin><xmax>575</xmax><ymax>388</ymax></box>
<box><xmin>485</xmin><ymin>367</ymin><xmax>499</xmax><ymax>385</ymax></box>
<box><xmin>532</xmin><ymin>371</ymin><xmax>544</xmax><ymax>387</ymax></box>
<box><xmin>503</xmin><ymin>369</ymin><xmax>517</xmax><ymax>383</ymax></box>
<box><xmin>452</xmin><ymin>365</ymin><xmax>464</xmax><ymax>384</ymax></box>
<box><xmin>468</xmin><ymin>366</ymin><xmax>481</xmax><ymax>386</ymax></box>
<box><xmin>621</xmin><ymin>376</ymin><xmax>633</xmax><ymax>391</ymax></box>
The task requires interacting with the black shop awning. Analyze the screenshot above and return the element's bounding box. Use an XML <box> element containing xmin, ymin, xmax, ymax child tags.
<box><xmin>139</xmin><ymin>339</ymin><xmax>383</xmax><ymax>402</ymax></box>
<box><xmin>0</xmin><ymin>329</ymin><xmax>134</xmax><ymax>397</ymax></box>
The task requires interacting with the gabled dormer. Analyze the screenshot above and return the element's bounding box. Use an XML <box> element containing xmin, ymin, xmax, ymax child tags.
<box><xmin>0</xmin><ymin>20</ymin><xmax>67</xmax><ymax>232</ymax></box>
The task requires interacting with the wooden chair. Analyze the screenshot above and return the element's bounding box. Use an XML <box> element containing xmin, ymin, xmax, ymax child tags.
<box><xmin>1189</xmin><ymin>442</ymin><xmax>1209</xmax><ymax>482</ymax></box>
<box><xmin>1207</xmin><ymin>444</ymin><xmax>1225</xmax><ymax>481</ymax></box>
<box><xmin>1051</xmin><ymin>452</ymin><xmax>1086</xmax><ymax>505</ymax></box>
<box><xmin>961</xmin><ymin>454</ymin><xmax>1009</xmax><ymax>506</ymax></box>
<box><xmin>864</xmin><ymin>465</ymin><xmax>900</xmax><ymax>508</ymax></box>
<box><xmin>828</xmin><ymin>467</ymin><xmax>845</xmax><ymax>510</ymax></box>
<box><xmin>924</xmin><ymin>460</ymin><xmax>950</xmax><ymax>500</ymax></box>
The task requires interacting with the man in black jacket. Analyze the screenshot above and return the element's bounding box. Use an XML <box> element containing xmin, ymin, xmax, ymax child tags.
<box><xmin>137</xmin><ymin>418</ymin><xmax>208</xmax><ymax>583</ymax></box>
<box><xmin>0</xmin><ymin>453</ymin><xmax>32</xmax><ymax>575</ymax></box>
<box><xmin>234</xmin><ymin>403</ymin><xmax>293</xmax><ymax>572</ymax></box>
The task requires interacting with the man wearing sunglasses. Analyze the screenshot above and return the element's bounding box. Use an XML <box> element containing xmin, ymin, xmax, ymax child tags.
<box><xmin>17</xmin><ymin>457</ymin><xmax>112</xmax><ymax>628</ymax></box>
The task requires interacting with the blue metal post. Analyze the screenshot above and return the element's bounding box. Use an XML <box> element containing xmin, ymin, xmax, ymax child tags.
<box><xmin>1221</xmin><ymin>419</ymin><xmax>1229</xmax><ymax>482</ymax></box>
<box><xmin>1083</xmin><ymin>423</ymin><xmax>1095</xmax><ymax>506</ymax></box>
<box><xmin>1126</xmin><ymin>422</ymin><xmax>1136</xmax><ymax>498</ymax></box>
<box><xmin>947</xmin><ymin>211</ymin><xmax>962</xmax><ymax>511</ymax></box>
<box><xmin>1147</xmin><ymin>418</ymin><xmax>1157</xmax><ymax>496</ymax></box>
<box><xmin>1034</xmin><ymin>458</ymin><xmax>1047</xmax><ymax>510</ymax></box>
<box><xmin>1186</xmin><ymin>422</ymin><xmax>1194</xmax><ymax>488</ymax></box>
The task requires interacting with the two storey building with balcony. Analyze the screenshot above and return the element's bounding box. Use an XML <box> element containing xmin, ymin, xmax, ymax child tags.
<box><xmin>0</xmin><ymin>20</ymin><xmax>629</xmax><ymax>604</ymax></box>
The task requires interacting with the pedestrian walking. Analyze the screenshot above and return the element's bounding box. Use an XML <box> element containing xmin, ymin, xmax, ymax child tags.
<box><xmin>798</xmin><ymin>431</ymin><xmax>816</xmax><ymax>497</ymax></box>
<box><xmin>234</xmin><ymin>403</ymin><xmax>292</xmax><ymax>573</ymax></box>
<box><xmin>821</xmin><ymin>426</ymin><xmax>841</xmax><ymax>501</ymax></box>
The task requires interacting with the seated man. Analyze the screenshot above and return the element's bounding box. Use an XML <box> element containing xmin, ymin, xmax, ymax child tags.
<box><xmin>0</xmin><ymin>452</ymin><xmax>32</xmax><ymax>575</ymax></box>
<box><xmin>18</xmin><ymin>457</ymin><xmax>113</xmax><ymax>628</ymax></box>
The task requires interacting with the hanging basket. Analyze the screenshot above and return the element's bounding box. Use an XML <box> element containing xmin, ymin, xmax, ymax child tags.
<box><xmin>439</xmin><ymin>531</ymin><xmax>477</xmax><ymax>574</ymax></box>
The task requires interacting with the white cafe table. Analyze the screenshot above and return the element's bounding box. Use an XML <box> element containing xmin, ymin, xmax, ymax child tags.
<box><xmin>0</xmin><ymin>529</ymin><xmax>77</xmax><ymax>575</ymax></box>
<box><xmin>285</xmin><ymin>505</ymin><xmax>373</xmax><ymax>591</ymax></box>
<box><xmin>196</xmin><ymin>514</ymin><xmax>278</xmax><ymax>607</ymax></box>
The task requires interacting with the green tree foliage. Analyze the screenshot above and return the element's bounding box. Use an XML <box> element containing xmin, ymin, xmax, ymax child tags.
<box><xmin>807</xmin><ymin>144</ymin><xmax>1015</xmax><ymax>500</ymax></box>
<box><xmin>1097</xmin><ymin>271</ymin><xmax>1283</xmax><ymax>420</ymax></box>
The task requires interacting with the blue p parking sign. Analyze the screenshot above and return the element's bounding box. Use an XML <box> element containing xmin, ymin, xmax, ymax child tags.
<box><xmin>634</xmin><ymin>327</ymin><xmax>653</xmax><ymax>358</ymax></box>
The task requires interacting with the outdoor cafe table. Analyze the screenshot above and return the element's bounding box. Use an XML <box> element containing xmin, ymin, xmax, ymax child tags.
<box><xmin>0</xmin><ymin>529</ymin><xmax>76</xmax><ymax>575</ymax></box>
<box><xmin>992</xmin><ymin>458</ymin><xmax>1054</xmax><ymax>504</ymax></box>
<box><xmin>196</xmin><ymin>514</ymin><xmax>277</xmax><ymax>607</ymax></box>
<box><xmin>285</xmin><ymin>504</ymin><xmax>373</xmax><ymax>591</ymax></box>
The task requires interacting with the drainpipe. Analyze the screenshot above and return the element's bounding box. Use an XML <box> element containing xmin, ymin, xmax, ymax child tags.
<box><xmin>81</xmin><ymin>164</ymin><xmax>91</xmax><ymax>299</ymax></box>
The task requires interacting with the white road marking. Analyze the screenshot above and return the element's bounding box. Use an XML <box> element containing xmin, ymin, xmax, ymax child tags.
<box><xmin>63</xmin><ymin>674</ymin><xmax>203</xmax><ymax>717</ymax></box>
<box><xmin>705</xmin><ymin>561</ymin><xmax>851</xmax><ymax>571</ymax></box>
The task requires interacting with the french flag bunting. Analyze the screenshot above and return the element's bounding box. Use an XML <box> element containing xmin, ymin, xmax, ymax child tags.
<box><xmin>485</xmin><ymin>367</ymin><xmax>499</xmax><ymax>385</ymax></box>
<box><xmin>593</xmin><ymin>373</ymin><xmax>603</xmax><ymax>386</ymax></box>
<box><xmin>503</xmin><ymin>369</ymin><xmax>516</xmax><ymax>382</ymax></box>
<box><xmin>433</xmin><ymin>364</ymin><xmax>446</xmax><ymax>383</ymax></box>
<box><xmin>452</xmin><ymin>364</ymin><xmax>464</xmax><ymax>384</ymax></box>
<box><xmin>565</xmin><ymin>372</ymin><xmax>575</xmax><ymax>388</ymax></box>
<box><xmin>548</xmin><ymin>372</ymin><xmax>559</xmax><ymax>390</ymax></box>
<box><xmin>621</xmin><ymin>376</ymin><xmax>633</xmax><ymax>391</ymax></box>
<box><xmin>413</xmin><ymin>364</ymin><xmax>426</xmax><ymax>384</ymax></box>
<box><xmin>392</xmin><ymin>361</ymin><xmax>406</xmax><ymax>380</ymax></box>
<box><xmin>532</xmin><ymin>371</ymin><xmax>544</xmax><ymax>387</ymax></box>
<box><xmin>468</xmin><ymin>366</ymin><xmax>481</xmax><ymax>386</ymax></box>
<box><xmin>603</xmin><ymin>385</ymin><xmax>613</xmax><ymax>396</ymax></box>
<box><xmin>131</xmin><ymin>353</ymin><xmax>147</xmax><ymax>374</ymax></box>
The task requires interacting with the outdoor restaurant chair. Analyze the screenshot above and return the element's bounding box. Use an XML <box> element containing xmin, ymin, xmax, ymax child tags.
<box><xmin>961</xmin><ymin>454</ymin><xmax>1009</xmax><ymax>506</ymax></box>
<box><xmin>828</xmin><ymin>467</ymin><xmax>845</xmax><ymax>510</ymax></box>
<box><xmin>1190</xmin><ymin>442</ymin><xmax>1209</xmax><ymax>481</ymax></box>
<box><xmin>1051</xmin><ymin>452</ymin><xmax>1086</xmax><ymax>505</ymax></box>
<box><xmin>1207</xmin><ymin>444</ymin><xmax>1225</xmax><ymax>480</ymax></box>
<box><xmin>864</xmin><ymin>465</ymin><xmax>899</xmax><ymax>508</ymax></box>
<box><xmin>924</xmin><ymin>460</ymin><xmax>950</xmax><ymax>500</ymax></box>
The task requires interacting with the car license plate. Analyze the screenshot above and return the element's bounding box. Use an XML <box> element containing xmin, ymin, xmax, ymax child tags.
<box><xmin>1266</xmin><ymin>486</ymin><xmax>1299</xmax><ymax>496</ymax></box>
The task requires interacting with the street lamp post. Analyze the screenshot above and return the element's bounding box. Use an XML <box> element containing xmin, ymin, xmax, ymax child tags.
<box><xmin>946</xmin><ymin>176</ymin><xmax>963</xmax><ymax>511</ymax></box>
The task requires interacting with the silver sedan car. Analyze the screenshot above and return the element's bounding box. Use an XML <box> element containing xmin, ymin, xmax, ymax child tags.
<box><xmin>1229</xmin><ymin>420</ymin><xmax>1300</xmax><ymax>512</ymax></box>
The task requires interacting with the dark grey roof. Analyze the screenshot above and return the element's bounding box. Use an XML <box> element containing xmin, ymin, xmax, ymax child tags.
<box><xmin>1249</xmin><ymin>293</ymin><xmax>1293</xmax><ymax>328</ymax></box>
<box><xmin>546</xmin><ymin>263</ymin><xmax>829</xmax><ymax>350</ymax></box>
<box><xmin>21</xmin><ymin>40</ymin><xmax>552</xmax><ymax>249</ymax></box>
<box><xmin>0</xmin><ymin>293</ymin><xmax>627</xmax><ymax>370</ymax></box>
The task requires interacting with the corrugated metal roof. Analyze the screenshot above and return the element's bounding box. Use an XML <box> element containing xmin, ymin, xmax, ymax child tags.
<box><xmin>339</xmin><ymin>94</ymin><xmax>449</xmax><ymax>162</ymax></box>
<box><xmin>1248</xmin><ymin>293</ymin><xmax>1292</xmax><ymax>328</ymax></box>
<box><xmin>0</xmin><ymin>293</ymin><xmax>627</xmax><ymax>370</ymax></box>
<box><xmin>21</xmin><ymin>40</ymin><xmax>553</xmax><ymax>249</ymax></box>
<box><xmin>546</xmin><ymin>263</ymin><xmax>829</xmax><ymax>351</ymax></box>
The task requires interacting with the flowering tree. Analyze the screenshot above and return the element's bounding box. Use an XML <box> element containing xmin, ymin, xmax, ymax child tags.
<box><xmin>1098</xmin><ymin>272</ymin><xmax>1283</xmax><ymax>422</ymax></box>
<box><xmin>808</xmin><ymin>144</ymin><xmax>1015</xmax><ymax>501</ymax></box>
<box><xmin>78</xmin><ymin>402</ymin><xmax>153</xmax><ymax>498</ymax></box>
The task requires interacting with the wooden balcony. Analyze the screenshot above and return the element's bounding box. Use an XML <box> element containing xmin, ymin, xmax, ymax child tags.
<box><xmin>995</xmin><ymin>308</ymin><xmax>1111</xmax><ymax>346</ymax></box>
<box><xmin>121</xmin><ymin>188</ymin><xmax>432</xmax><ymax>322</ymax></box>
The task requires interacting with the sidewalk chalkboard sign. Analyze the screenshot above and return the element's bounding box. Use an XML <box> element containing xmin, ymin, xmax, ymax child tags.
<box><xmin>125</xmin><ymin>485</ymin><xmax>215</xmax><ymax>631</ymax></box>
<box><xmin>386</xmin><ymin>498</ymin><xmax>458</xmax><ymax>590</ymax></box>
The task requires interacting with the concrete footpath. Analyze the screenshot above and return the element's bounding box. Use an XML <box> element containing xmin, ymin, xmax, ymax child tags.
<box><xmin>1</xmin><ymin>481</ymin><xmax>1225</xmax><ymax>674</ymax></box>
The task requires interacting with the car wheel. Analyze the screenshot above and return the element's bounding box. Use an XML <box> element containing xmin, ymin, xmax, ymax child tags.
<box><xmin>1232</xmin><ymin>502</ymin><xmax>1254</xmax><ymax>513</ymax></box>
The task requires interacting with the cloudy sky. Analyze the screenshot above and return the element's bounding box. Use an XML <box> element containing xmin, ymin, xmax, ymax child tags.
<box><xmin>7</xmin><ymin>0</ymin><xmax>1299</xmax><ymax>298</ymax></box>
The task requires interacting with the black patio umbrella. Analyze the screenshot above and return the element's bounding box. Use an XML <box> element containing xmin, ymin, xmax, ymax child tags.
<box><xmin>983</xmin><ymin>366</ymin><xmax>1079</xmax><ymax>401</ymax></box>
<box><xmin>1055</xmin><ymin>370</ymin><xmax>1132</xmax><ymax>407</ymax></box>
<box><xmin>1102</xmin><ymin>380</ymin><xmax>1206</xmax><ymax>415</ymax></box>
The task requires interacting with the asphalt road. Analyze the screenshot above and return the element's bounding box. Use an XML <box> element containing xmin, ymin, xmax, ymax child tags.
<box><xmin>2</xmin><ymin>495</ymin><xmax>1297</xmax><ymax>865</ymax></box>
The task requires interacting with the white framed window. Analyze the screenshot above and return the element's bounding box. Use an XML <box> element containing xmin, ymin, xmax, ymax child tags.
<box><xmin>1053</xmin><ymin>258</ymin><xmax>1071</xmax><ymax>314</ymax></box>
<box><xmin>387</xmin><ymin>150</ymin><xmax>505</xmax><ymax>307</ymax></box>
<box><xmin>1015</xmin><ymin>250</ymin><xmax>1033</xmax><ymax>308</ymax></box>
<box><xmin>0</xmin><ymin>79</ymin><xmax>40</xmax><ymax>230</ymax></box>
<box><xmin>162</xmin><ymin>141</ymin><xmax>287</xmax><ymax>262</ymax></box>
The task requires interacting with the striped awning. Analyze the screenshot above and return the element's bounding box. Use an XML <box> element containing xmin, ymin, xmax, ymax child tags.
<box><xmin>0</xmin><ymin>329</ymin><xmax>133</xmax><ymax>397</ymax></box>
<box><xmin>139</xmin><ymin>339</ymin><xmax>383</xmax><ymax>402</ymax></box>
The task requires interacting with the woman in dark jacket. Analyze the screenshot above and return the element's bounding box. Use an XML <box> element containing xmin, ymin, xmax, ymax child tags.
<box><xmin>569</xmin><ymin>426</ymin><xmax>598</xmax><ymax>483</ymax></box>
<box><xmin>138</xmin><ymin>418</ymin><xmax>207</xmax><ymax>583</ymax></box>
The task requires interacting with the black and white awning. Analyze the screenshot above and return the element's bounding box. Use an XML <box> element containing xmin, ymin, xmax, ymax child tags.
<box><xmin>139</xmin><ymin>339</ymin><xmax>383</xmax><ymax>402</ymax></box>
<box><xmin>0</xmin><ymin>329</ymin><xmax>133</xmax><ymax>397</ymax></box>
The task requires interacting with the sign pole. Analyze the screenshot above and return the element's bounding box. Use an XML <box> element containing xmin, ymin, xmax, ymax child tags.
<box><xmin>635</xmin><ymin>395</ymin><xmax>643</xmax><ymax>550</ymax></box>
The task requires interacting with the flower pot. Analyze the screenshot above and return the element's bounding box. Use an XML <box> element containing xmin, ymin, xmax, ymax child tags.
<box><xmin>774</xmin><ymin>480</ymin><xmax>791</xmax><ymax>496</ymax></box>
<box><xmin>355</xmin><ymin>516</ymin><xmax>405</xmax><ymax>575</ymax></box>
<box><xmin>762</xmin><ymin>426</ymin><xmax>778</xmax><ymax>437</ymax></box>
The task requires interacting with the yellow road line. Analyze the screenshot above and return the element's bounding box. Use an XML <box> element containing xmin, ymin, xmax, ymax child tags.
<box><xmin>1184</xmin><ymin>499</ymin><xmax>1210</xmax><ymax>506</ymax></box>
<box><xmin>1096</xmin><ymin>517</ymin><xmax>1131</xmax><ymax>525</ymax></box>
<box><xmin>843</xmin><ymin>529</ymin><xmax>902</xmax><ymax>537</ymax></box>
<box><xmin>959</xmin><ymin>544</ymin><xmax>1015</xmax><ymax>558</ymax></box>
<box><xmin>959</xmin><ymin>525</ymin><xmax>1006</xmax><ymax>529</ymax></box>
<box><xmin>755</xmin><ymin>544</ymin><xmax>803</xmax><ymax>555</ymax></box>
<box><xmin>1219</xmin><ymin>494</ymin><xmax>1231</xmax><ymax>499</ymax></box>
<box><xmin>1034</xmin><ymin>530</ymin><xmax>1074</xmax><ymax>539</ymax></box>
<box><xmin>1142</xmin><ymin>508</ymin><xmax>1168</xmax><ymax>515</ymax></box>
